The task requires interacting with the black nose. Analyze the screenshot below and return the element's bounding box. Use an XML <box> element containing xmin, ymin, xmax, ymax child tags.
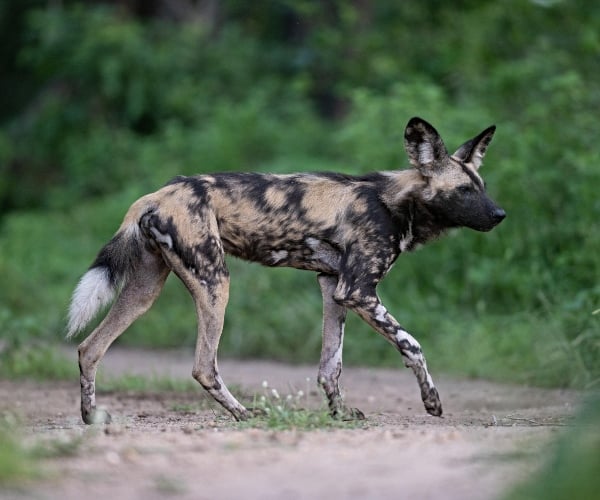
<box><xmin>493</xmin><ymin>208</ymin><xmax>506</xmax><ymax>222</ymax></box>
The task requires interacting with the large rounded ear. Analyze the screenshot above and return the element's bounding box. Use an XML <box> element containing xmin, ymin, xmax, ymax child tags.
<box><xmin>452</xmin><ymin>125</ymin><xmax>496</xmax><ymax>170</ymax></box>
<box><xmin>404</xmin><ymin>117</ymin><xmax>449</xmax><ymax>176</ymax></box>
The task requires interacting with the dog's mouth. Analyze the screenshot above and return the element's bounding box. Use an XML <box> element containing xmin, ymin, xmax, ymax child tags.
<box><xmin>473</xmin><ymin>208</ymin><xmax>506</xmax><ymax>232</ymax></box>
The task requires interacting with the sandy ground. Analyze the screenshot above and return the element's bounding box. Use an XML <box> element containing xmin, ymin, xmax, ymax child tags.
<box><xmin>0</xmin><ymin>348</ymin><xmax>580</xmax><ymax>500</ymax></box>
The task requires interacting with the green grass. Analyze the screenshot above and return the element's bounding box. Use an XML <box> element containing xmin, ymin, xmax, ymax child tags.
<box><xmin>506</xmin><ymin>393</ymin><xmax>600</xmax><ymax>500</ymax></box>
<box><xmin>422</xmin><ymin>310</ymin><xmax>600</xmax><ymax>389</ymax></box>
<box><xmin>30</xmin><ymin>434</ymin><xmax>84</xmax><ymax>460</ymax></box>
<box><xmin>235</xmin><ymin>381</ymin><xmax>366</xmax><ymax>431</ymax></box>
<box><xmin>0</xmin><ymin>344</ymin><xmax>77</xmax><ymax>380</ymax></box>
<box><xmin>0</xmin><ymin>415</ymin><xmax>38</xmax><ymax>486</ymax></box>
<box><xmin>0</xmin><ymin>413</ymin><xmax>85</xmax><ymax>488</ymax></box>
<box><xmin>238</xmin><ymin>405</ymin><xmax>363</xmax><ymax>431</ymax></box>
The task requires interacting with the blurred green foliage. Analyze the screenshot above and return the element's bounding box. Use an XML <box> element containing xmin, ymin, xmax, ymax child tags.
<box><xmin>0</xmin><ymin>414</ymin><xmax>38</xmax><ymax>486</ymax></box>
<box><xmin>0</xmin><ymin>0</ymin><xmax>598</xmax><ymax>387</ymax></box>
<box><xmin>507</xmin><ymin>393</ymin><xmax>600</xmax><ymax>500</ymax></box>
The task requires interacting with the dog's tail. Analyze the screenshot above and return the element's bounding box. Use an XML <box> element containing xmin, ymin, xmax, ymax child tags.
<box><xmin>66</xmin><ymin>199</ymin><xmax>153</xmax><ymax>339</ymax></box>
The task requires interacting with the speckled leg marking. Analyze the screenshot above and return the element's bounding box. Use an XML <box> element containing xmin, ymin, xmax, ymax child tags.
<box><xmin>335</xmin><ymin>279</ymin><xmax>442</xmax><ymax>417</ymax></box>
<box><xmin>78</xmin><ymin>251</ymin><xmax>169</xmax><ymax>424</ymax></box>
<box><xmin>317</xmin><ymin>274</ymin><xmax>365</xmax><ymax>420</ymax></box>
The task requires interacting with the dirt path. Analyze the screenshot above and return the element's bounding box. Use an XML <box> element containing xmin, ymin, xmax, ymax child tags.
<box><xmin>1</xmin><ymin>348</ymin><xmax>580</xmax><ymax>500</ymax></box>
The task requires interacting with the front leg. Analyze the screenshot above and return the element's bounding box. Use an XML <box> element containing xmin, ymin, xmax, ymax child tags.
<box><xmin>334</xmin><ymin>281</ymin><xmax>442</xmax><ymax>417</ymax></box>
<box><xmin>317</xmin><ymin>274</ymin><xmax>365</xmax><ymax>420</ymax></box>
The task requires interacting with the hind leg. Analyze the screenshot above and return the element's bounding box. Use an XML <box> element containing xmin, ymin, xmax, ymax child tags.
<box><xmin>149</xmin><ymin>219</ymin><xmax>250</xmax><ymax>421</ymax></box>
<box><xmin>166</xmin><ymin>259</ymin><xmax>249</xmax><ymax>420</ymax></box>
<box><xmin>188</xmin><ymin>272</ymin><xmax>249</xmax><ymax>420</ymax></box>
<box><xmin>78</xmin><ymin>251</ymin><xmax>169</xmax><ymax>424</ymax></box>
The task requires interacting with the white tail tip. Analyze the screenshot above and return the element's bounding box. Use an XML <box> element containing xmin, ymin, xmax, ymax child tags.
<box><xmin>66</xmin><ymin>267</ymin><xmax>115</xmax><ymax>338</ymax></box>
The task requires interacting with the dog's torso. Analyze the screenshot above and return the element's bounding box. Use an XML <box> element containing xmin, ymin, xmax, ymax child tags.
<box><xmin>149</xmin><ymin>169</ymin><xmax>436</xmax><ymax>280</ymax></box>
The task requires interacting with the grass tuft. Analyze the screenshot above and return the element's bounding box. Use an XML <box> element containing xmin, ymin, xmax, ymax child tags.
<box><xmin>237</xmin><ymin>380</ymin><xmax>367</xmax><ymax>431</ymax></box>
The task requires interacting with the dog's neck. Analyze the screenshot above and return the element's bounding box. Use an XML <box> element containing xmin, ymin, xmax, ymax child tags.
<box><xmin>380</xmin><ymin>169</ymin><xmax>452</xmax><ymax>250</ymax></box>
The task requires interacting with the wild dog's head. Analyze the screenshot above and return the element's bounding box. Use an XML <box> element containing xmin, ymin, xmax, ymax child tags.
<box><xmin>404</xmin><ymin>117</ymin><xmax>505</xmax><ymax>232</ymax></box>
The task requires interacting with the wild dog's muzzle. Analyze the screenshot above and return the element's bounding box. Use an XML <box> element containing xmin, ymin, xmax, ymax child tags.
<box><xmin>478</xmin><ymin>204</ymin><xmax>506</xmax><ymax>232</ymax></box>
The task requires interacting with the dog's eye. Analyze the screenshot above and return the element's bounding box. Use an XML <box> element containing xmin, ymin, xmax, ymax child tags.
<box><xmin>458</xmin><ymin>185</ymin><xmax>473</xmax><ymax>194</ymax></box>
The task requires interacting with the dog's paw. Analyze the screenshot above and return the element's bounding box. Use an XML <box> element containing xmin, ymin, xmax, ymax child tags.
<box><xmin>233</xmin><ymin>406</ymin><xmax>266</xmax><ymax>421</ymax></box>
<box><xmin>246</xmin><ymin>407</ymin><xmax>268</xmax><ymax>418</ymax></box>
<box><xmin>331</xmin><ymin>406</ymin><xmax>366</xmax><ymax>421</ymax></box>
<box><xmin>423</xmin><ymin>387</ymin><xmax>443</xmax><ymax>417</ymax></box>
<box><xmin>82</xmin><ymin>408</ymin><xmax>112</xmax><ymax>425</ymax></box>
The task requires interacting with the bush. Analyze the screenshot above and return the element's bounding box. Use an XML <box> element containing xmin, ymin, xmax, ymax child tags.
<box><xmin>2</xmin><ymin>4</ymin><xmax>326</xmax><ymax>211</ymax></box>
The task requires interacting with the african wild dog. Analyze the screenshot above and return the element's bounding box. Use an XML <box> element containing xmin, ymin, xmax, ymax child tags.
<box><xmin>67</xmin><ymin>117</ymin><xmax>505</xmax><ymax>424</ymax></box>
